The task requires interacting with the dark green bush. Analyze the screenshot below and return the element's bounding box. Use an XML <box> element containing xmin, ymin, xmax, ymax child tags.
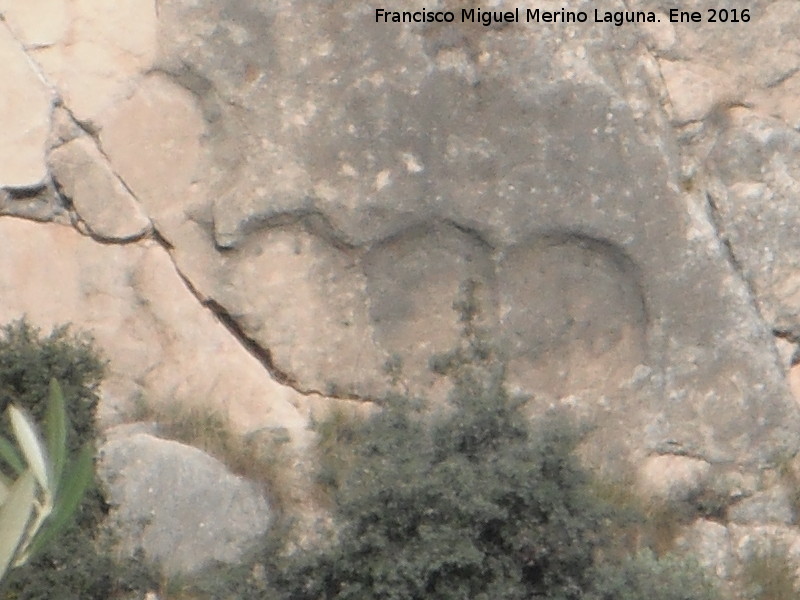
<box><xmin>275</xmin><ymin>380</ymin><xmax>718</xmax><ymax>599</ymax></box>
<box><xmin>270</xmin><ymin>283</ymin><xmax>719</xmax><ymax>600</ymax></box>
<box><xmin>0</xmin><ymin>319</ymin><xmax>148</xmax><ymax>600</ymax></box>
<box><xmin>0</xmin><ymin>320</ymin><xmax>104</xmax><ymax>454</ymax></box>
<box><xmin>276</xmin><ymin>369</ymin><xmax>606</xmax><ymax>599</ymax></box>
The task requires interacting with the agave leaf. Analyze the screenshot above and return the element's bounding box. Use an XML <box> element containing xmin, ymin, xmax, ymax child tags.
<box><xmin>0</xmin><ymin>470</ymin><xmax>35</xmax><ymax>577</ymax></box>
<box><xmin>0</xmin><ymin>476</ymin><xmax>8</xmax><ymax>506</ymax></box>
<box><xmin>14</xmin><ymin>494</ymin><xmax>52</xmax><ymax>564</ymax></box>
<box><xmin>0</xmin><ymin>435</ymin><xmax>24</xmax><ymax>475</ymax></box>
<box><xmin>9</xmin><ymin>406</ymin><xmax>50</xmax><ymax>495</ymax></box>
<box><xmin>45</xmin><ymin>379</ymin><xmax>66</xmax><ymax>491</ymax></box>
<box><xmin>25</xmin><ymin>445</ymin><xmax>93</xmax><ymax>561</ymax></box>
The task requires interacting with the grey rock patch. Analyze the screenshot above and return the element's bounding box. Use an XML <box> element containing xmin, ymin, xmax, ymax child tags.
<box><xmin>47</xmin><ymin>105</ymin><xmax>84</xmax><ymax>150</ymax></box>
<box><xmin>0</xmin><ymin>184</ymin><xmax>63</xmax><ymax>222</ymax></box>
<box><xmin>498</xmin><ymin>233</ymin><xmax>647</xmax><ymax>400</ymax></box>
<box><xmin>362</xmin><ymin>222</ymin><xmax>496</xmax><ymax>394</ymax></box>
<box><xmin>728</xmin><ymin>485</ymin><xmax>795</xmax><ymax>525</ymax></box>
<box><xmin>728</xmin><ymin>523</ymin><xmax>800</xmax><ymax>569</ymax></box>
<box><xmin>706</xmin><ymin>109</ymin><xmax>800</xmax><ymax>329</ymax></box>
<box><xmin>98</xmin><ymin>431</ymin><xmax>270</xmax><ymax>575</ymax></box>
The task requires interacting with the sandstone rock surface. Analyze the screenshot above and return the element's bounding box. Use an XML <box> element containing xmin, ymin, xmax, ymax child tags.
<box><xmin>49</xmin><ymin>135</ymin><xmax>151</xmax><ymax>240</ymax></box>
<box><xmin>0</xmin><ymin>23</ymin><xmax>51</xmax><ymax>187</ymax></box>
<box><xmin>138</xmin><ymin>0</ymin><xmax>800</xmax><ymax>470</ymax></box>
<box><xmin>0</xmin><ymin>219</ymin><xmax>310</xmax><ymax>441</ymax></box>
<box><xmin>637</xmin><ymin>454</ymin><xmax>712</xmax><ymax>503</ymax></box>
<box><xmin>1</xmin><ymin>0</ymin><xmax>158</xmax><ymax>123</ymax></box>
<box><xmin>676</xmin><ymin>519</ymin><xmax>735</xmax><ymax>580</ymax></box>
<box><xmin>728</xmin><ymin>486</ymin><xmax>795</xmax><ymax>525</ymax></box>
<box><xmin>1</xmin><ymin>0</ymin><xmax>800</xmax><ymax>585</ymax></box>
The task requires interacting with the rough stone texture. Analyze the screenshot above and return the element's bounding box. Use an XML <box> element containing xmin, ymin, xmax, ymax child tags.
<box><xmin>679</xmin><ymin>520</ymin><xmax>800</xmax><ymax>591</ymax></box>
<box><xmin>728</xmin><ymin>485</ymin><xmax>795</xmax><ymax>525</ymax></box>
<box><xmin>98</xmin><ymin>428</ymin><xmax>270</xmax><ymax>575</ymax></box>
<box><xmin>97</xmin><ymin>73</ymin><xmax>207</xmax><ymax>229</ymax></box>
<box><xmin>675</xmin><ymin>519</ymin><xmax>735</xmax><ymax>580</ymax></box>
<box><xmin>790</xmin><ymin>365</ymin><xmax>800</xmax><ymax>402</ymax></box>
<box><xmin>704</xmin><ymin>110</ymin><xmax>800</xmax><ymax>332</ymax></box>
<box><xmin>2</xmin><ymin>0</ymin><xmax>800</xmax><ymax>583</ymax></box>
<box><xmin>659</xmin><ymin>60</ymin><xmax>737</xmax><ymax>126</ymax></box>
<box><xmin>0</xmin><ymin>0</ymin><xmax>158</xmax><ymax>124</ymax></box>
<box><xmin>0</xmin><ymin>185</ymin><xmax>62</xmax><ymax>222</ymax></box>
<box><xmin>729</xmin><ymin>523</ymin><xmax>800</xmax><ymax>570</ymax></box>
<box><xmin>637</xmin><ymin>454</ymin><xmax>712</xmax><ymax>502</ymax></box>
<box><xmin>137</xmin><ymin>0</ymin><xmax>800</xmax><ymax>469</ymax></box>
<box><xmin>49</xmin><ymin>136</ymin><xmax>151</xmax><ymax>240</ymax></box>
<box><xmin>0</xmin><ymin>219</ymin><xmax>310</xmax><ymax>442</ymax></box>
<box><xmin>0</xmin><ymin>23</ymin><xmax>51</xmax><ymax>187</ymax></box>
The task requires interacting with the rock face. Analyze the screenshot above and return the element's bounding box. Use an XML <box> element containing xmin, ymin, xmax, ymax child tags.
<box><xmin>49</xmin><ymin>136</ymin><xmax>151</xmax><ymax>240</ymax></box>
<box><xmin>1</xmin><ymin>0</ymin><xmax>800</xmax><ymax>583</ymax></box>
<box><xmin>98</xmin><ymin>426</ymin><xmax>270</xmax><ymax>575</ymax></box>
<box><xmin>637</xmin><ymin>454</ymin><xmax>712</xmax><ymax>503</ymax></box>
<box><xmin>0</xmin><ymin>24</ymin><xmax>51</xmax><ymax>187</ymax></box>
<box><xmin>0</xmin><ymin>218</ymin><xmax>310</xmax><ymax>442</ymax></box>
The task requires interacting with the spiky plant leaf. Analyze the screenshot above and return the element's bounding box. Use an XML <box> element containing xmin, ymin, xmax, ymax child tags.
<box><xmin>45</xmin><ymin>379</ymin><xmax>66</xmax><ymax>491</ymax></box>
<box><xmin>0</xmin><ymin>435</ymin><xmax>24</xmax><ymax>475</ymax></box>
<box><xmin>24</xmin><ymin>445</ymin><xmax>93</xmax><ymax>560</ymax></box>
<box><xmin>0</xmin><ymin>470</ymin><xmax>35</xmax><ymax>577</ymax></box>
<box><xmin>9</xmin><ymin>405</ymin><xmax>50</xmax><ymax>496</ymax></box>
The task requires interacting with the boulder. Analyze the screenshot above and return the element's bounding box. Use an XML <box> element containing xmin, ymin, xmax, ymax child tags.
<box><xmin>98</xmin><ymin>428</ymin><xmax>270</xmax><ymax>575</ymax></box>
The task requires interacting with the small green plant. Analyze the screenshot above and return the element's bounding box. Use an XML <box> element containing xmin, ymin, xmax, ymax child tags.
<box><xmin>0</xmin><ymin>379</ymin><xmax>93</xmax><ymax>581</ymax></box>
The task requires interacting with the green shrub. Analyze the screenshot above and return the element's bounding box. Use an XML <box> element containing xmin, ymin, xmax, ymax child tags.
<box><xmin>587</xmin><ymin>550</ymin><xmax>719</xmax><ymax>600</ymax></box>
<box><xmin>277</xmin><ymin>371</ymin><xmax>598</xmax><ymax>598</ymax></box>
<box><xmin>273</xmin><ymin>369</ymin><xmax>721</xmax><ymax>600</ymax></box>
<box><xmin>0</xmin><ymin>320</ymin><xmax>103</xmax><ymax>453</ymax></box>
<box><xmin>312</xmin><ymin>404</ymin><xmax>372</xmax><ymax>505</ymax></box>
<box><xmin>269</xmin><ymin>282</ymin><xmax>720</xmax><ymax>600</ymax></box>
<box><xmin>0</xmin><ymin>319</ymin><xmax>148</xmax><ymax>600</ymax></box>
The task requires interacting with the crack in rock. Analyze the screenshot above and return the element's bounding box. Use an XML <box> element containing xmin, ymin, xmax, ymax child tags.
<box><xmin>151</xmin><ymin>231</ymin><xmax>358</xmax><ymax>402</ymax></box>
<box><xmin>703</xmin><ymin>189</ymin><xmax>787</xmax><ymax>375</ymax></box>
